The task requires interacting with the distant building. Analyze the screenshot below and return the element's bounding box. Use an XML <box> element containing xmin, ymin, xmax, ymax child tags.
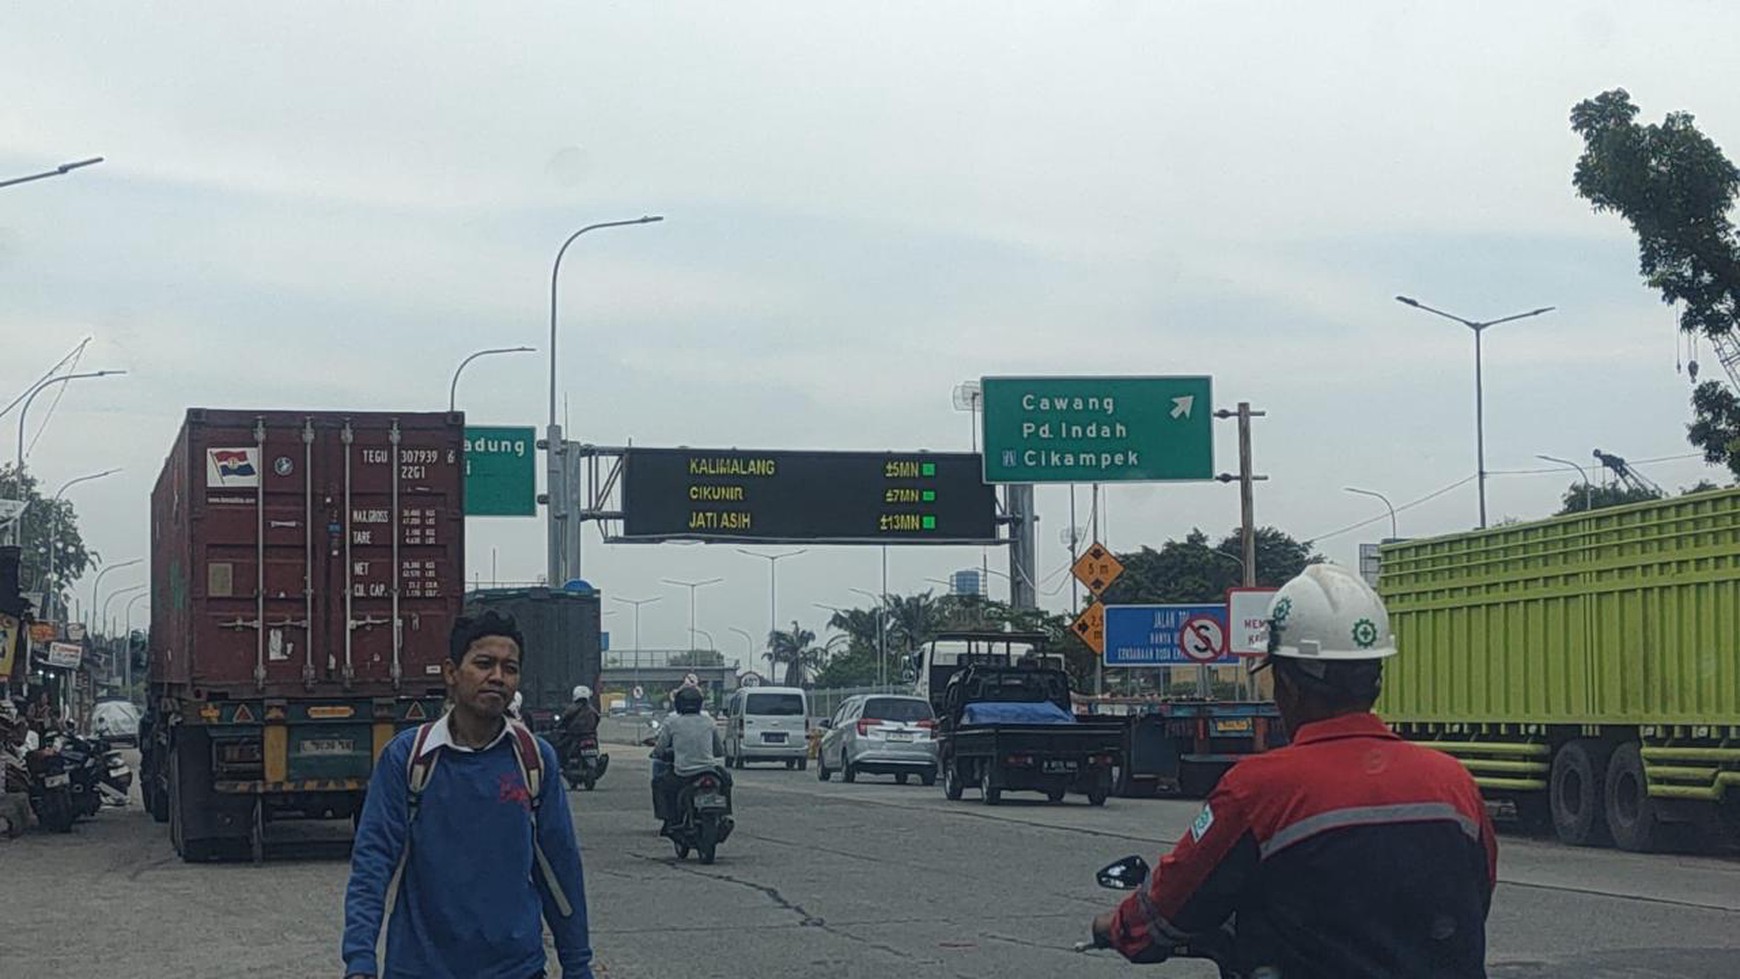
<box><xmin>949</xmin><ymin>569</ymin><xmax>986</xmax><ymax>598</ymax></box>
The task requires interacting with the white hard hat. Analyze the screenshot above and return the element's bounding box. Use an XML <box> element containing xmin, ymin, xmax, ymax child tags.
<box><xmin>572</xmin><ymin>685</ymin><xmax>592</xmax><ymax>702</ymax></box>
<box><xmin>1262</xmin><ymin>563</ymin><xmax>1397</xmax><ymax>663</ymax></box>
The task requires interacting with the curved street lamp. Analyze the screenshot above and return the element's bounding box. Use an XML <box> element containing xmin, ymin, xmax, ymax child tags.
<box><xmin>8</xmin><ymin>369</ymin><xmax>126</xmax><ymax>546</ymax></box>
<box><xmin>449</xmin><ymin>346</ymin><xmax>536</xmax><ymax>412</ymax></box>
<box><xmin>1344</xmin><ymin>486</ymin><xmax>1399</xmax><ymax>541</ymax></box>
<box><xmin>89</xmin><ymin>558</ymin><xmax>142</xmax><ymax>632</ymax></box>
<box><xmin>0</xmin><ymin>156</ymin><xmax>103</xmax><ymax>190</ymax></box>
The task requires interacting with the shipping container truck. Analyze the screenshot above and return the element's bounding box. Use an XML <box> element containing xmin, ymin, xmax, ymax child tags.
<box><xmin>142</xmin><ymin>409</ymin><xmax>462</xmax><ymax>861</ymax></box>
<box><xmin>464</xmin><ymin>586</ymin><xmax>602</xmax><ymax>736</ymax></box>
<box><xmin>1378</xmin><ymin>487</ymin><xmax>1740</xmax><ymax>852</ymax></box>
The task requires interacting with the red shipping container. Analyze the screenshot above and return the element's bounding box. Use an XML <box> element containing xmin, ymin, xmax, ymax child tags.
<box><xmin>150</xmin><ymin>409</ymin><xmax>465</xmax><ymax>699</ymax></box>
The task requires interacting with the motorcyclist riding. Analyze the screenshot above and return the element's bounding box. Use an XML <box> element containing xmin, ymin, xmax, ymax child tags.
<box><xmin>557</xmin><ymin>685</ymin><xmax>601</xmax><ymax>759</ymax></box>
<box><xmin>652</xmin><ymin>685</ymin><xmax>728</xmax><ymax>836</ymax></box>
<box><xmin>1090</xmin><ymin>563</ymin><xmax>1498</xmax><ymax>978</ymax></box>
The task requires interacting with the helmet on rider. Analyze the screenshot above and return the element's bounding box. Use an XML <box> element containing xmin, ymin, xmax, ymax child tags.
<box><xmin>673</xmin><ymin>684</ymin><xmax>705</xmax><ymax>715</ymax></box>
<box><xmin>572</xmin><ymin>685</ymin><xmax>592</xmax><ymax>703</ymax></box>
<box><xmin>1253</xmin><ymin>563</ymin><xmax>1396</xmax><ymax>718</ymax></box>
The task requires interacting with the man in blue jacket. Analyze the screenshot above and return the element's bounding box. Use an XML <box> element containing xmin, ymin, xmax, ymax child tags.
<box><xmin>342</xmin><ymin>610</ymin><xmax>594</xmax><ymax>979</ymax></box>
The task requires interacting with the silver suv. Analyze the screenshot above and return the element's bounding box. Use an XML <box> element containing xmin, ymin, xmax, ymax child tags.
<box><xmin>816</xmin><ymin>695</ymin><xmax>938</xmax><ymax>785</ymax></box>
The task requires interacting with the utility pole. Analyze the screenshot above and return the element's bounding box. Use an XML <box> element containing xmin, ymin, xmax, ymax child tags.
<box><xmin>1006</xmin><ymin>485</ymin><xmax>1037</xmax><ymax>609</ymax></box>
<box><xmin>1215</xmin><ymin>402</ymin><xmax>1267</xmax><ymax>700</ymax></box>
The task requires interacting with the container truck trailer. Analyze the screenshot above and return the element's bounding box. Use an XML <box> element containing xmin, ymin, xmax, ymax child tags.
<box><xmin>1378</xmin><ymin>487</ymin><xmax>1740</xmax><ymax>852</ymax></box>
<box><xmin>141</xmin><ymin>409</ymin><xmax>463</xmax><ymax>861</ymax></box>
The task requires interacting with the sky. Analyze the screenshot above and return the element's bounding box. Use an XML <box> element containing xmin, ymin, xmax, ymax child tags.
<box><xmin>3</xmin><ymin>2</ymin><xmax>1737</xmax><ymax>664</ymax></box>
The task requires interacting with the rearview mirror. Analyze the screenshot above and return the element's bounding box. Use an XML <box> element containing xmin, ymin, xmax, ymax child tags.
<box><xmin>1096</xmin><ymin>855</ymin><xmax>1151</xmax><ymax>890</ymax></box>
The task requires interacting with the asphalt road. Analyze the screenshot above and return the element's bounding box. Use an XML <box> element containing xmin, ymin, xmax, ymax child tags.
<box><xmin>4</xmin><ymin>746</ymin><xmax>1738</xmax><ymax>978</ymax></box>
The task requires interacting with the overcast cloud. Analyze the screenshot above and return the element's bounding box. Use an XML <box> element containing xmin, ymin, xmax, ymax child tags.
<box><xmin>3</xmin><ymin>2</ymin><xmax>1734</xmax><ymax>655</ymax></box>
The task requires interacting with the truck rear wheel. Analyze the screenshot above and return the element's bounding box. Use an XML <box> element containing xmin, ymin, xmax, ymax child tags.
<box><xmin>1550</xmin><ymin>740</ymin><xmax>1612</xmax><ymax>848</ymax></box>
<box><xmin>1605</xmin><ymin>743</ymin><xmax>1665</xmax><ymax>853</ymax></box>
<box><xmin>980</xmin><ymin>768</ymin><xmax>1001</xmax><ymax>806</ymax></box>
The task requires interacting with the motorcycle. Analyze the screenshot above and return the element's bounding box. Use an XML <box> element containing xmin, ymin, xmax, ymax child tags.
<box><xmin>562</xmin><ymin>734</ymin><xmax>609</xmax><ymax>791</ymax></box>
<box><xmin>1080</xmin><ymin>855</ymin><xmax>1239</xmax><ymax>979</ymax></box>
<box><xmin>24</xmin><ymin>742</ymin><xmax>75</xmax><ymax>833</ymax></box>
<box><xmin>59</xmin><ymin>732</ymin><xmax>132</xmax><ymax>814</ymax></box>
<box><xmin>664</xmin><ymin>767</ymin><xmax>734</xmax><ymax>865</ymax></box>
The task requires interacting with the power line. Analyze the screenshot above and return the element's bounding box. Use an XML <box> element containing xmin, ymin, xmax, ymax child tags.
<box><xmin>1305</xmin><ymin>475</ymin><xmax>1477</xmax><ymax>546</ymax></box>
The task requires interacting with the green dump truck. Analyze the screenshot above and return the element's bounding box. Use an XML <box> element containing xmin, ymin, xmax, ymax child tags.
<box><xmin>1377</xmin><ymin>487</ymin><xmax>1740</xmax><ymax>852</ymax></box>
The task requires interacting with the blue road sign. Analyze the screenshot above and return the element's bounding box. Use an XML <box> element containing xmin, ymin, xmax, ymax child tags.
<box><xmin>1104</xmin><ymin>604</ymin><xmax>1232</xmax><ymax>666</ymax></box>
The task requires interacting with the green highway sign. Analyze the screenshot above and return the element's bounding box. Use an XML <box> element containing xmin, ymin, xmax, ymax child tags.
<box><xmin>979</xmin><ymin>376</ymin><xmax>1214</xmax><ymax>483</ymax></box>
<box><xmin>464</xmin><ymin>426</ymin><xmax>537</xmax><ymax>516</ymax></box>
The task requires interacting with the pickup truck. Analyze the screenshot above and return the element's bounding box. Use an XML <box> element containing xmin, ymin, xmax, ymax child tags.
<box><xmin>919</xmin><ymin>631</ymin><xmax>1122</xmax><ymax>805</ymax></box>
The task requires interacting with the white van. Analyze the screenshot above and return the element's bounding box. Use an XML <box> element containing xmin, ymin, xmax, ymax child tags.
<box><xmin>724</xmin><ymin>687</ymin><xmax>810</xmax><ymax>770</ymax></box>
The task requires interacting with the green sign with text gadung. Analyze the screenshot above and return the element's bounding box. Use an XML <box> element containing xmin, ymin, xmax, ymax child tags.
<box><xmin>464</xmin><ymin>426</ymin><xmax>537</xmax><ymax>516</ymax></box>
<box><xmin>979</xmin><ymin>376</ymin><xmax>1214</xmax><ymax>483</ymax></box>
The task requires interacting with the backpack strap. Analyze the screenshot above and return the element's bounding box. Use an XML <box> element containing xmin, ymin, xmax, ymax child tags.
<box><xmin>506</xmin><ymin>720</ymin><xmax>573</xmax><ymax>919</ymax></box>
<box><xmin>387</xmin><ymin>721</ymin><xmax>440</xmax><ymax>900</ymax></box>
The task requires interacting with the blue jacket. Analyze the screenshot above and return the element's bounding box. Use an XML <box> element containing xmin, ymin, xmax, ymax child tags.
<box><xmin>343</xmin><ymin>726</ymin><xmax>593</xmax><ymax>978</ymax></box>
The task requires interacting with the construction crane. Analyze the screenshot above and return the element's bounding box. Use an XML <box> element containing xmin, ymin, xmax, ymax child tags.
<box><xmin>1593</xmin><ymin>448</ymin><xmax>1663</xmax><ymax>495</ymax></box>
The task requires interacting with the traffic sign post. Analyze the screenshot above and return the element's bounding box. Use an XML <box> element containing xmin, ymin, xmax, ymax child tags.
<box><xmin>1103</xmin><ymin>604</ymin><xmax>1233</xmax><ymax>667</ymax></box>
<box><xmin>464</xmin><ymin>426</ymin><xmax>538</xmax><ymax>517</ymax></box>
<box><xmin>619</xmin><ymin>448</ymin><xmax>998</xmax><ymax>544</ymax></box>
<box><xmin>1070</xmin><ymin>602</ymin><xmax>1106</xmax><ymax>655</ymax></box>
<box><xmin>1071</xmin><ymin>542</ymin><xmax>1124</xmax><ymax>596</ymax></box>
<box><xmin>979</xmin><ymin>376</ymin><xmax>1214</xmax><ymax>483</ymax></box>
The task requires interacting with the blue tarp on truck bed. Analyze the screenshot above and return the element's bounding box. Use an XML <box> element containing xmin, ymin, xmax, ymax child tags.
<box><xmin>961</xmin><ymin>701</ymin><xmax>1077</xmax><ymax>725</ymax></box>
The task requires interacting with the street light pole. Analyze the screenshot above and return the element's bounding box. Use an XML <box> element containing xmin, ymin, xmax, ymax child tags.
<box><xmin>450</xmin><ymin>346</ymin><xmax>536</xmax><ymax>412</ymax></box>
<box><xmin>8</xmin><ymin>370</ymin><xmax>126</xmax><ymax>547</ymax></box>
<box><xmin>102</xmin><ymin>583</ymin><xmax>145</xmax><ymax>640</ymax></box>
<box><xmin>1344</xmin><ymin>486</ymin><xmax>1399</xmax><ymax>540</ymax></box>
<box><xmin>728</xmin><ymin>626</ymin><xmax>756</xmax><ymax>666</ymax></box>
<box><xmin>1395</xmin><ymin>296</ymin><xmax>1555</xmax><ymax>529</ymax></box>
<box><xmin>849</xmin><ymin>586</ymin><xmax>888</xmax><ymax>688</ymax></box>
<box><xmin>1537</xmin><ymin>454</ymin><xmax>1594</xmax><ymax>512</ymax></box>
<box><xmin>737</xmin><ymin>549</ymin><xmax>807</xmax><ymax>647</ymax></box>
<box><xmin>610</xmin><ymin>596</ymin><xmax>662</xmax><ymax>695</ymax></box>
<box><xmin>89</xmin><ymin>559</ymin><xmax>142</xmax><ymax>636</ymax></box>
<box><xmin>123</xmin><ymin>591</ymin><xmax>148</xmax><ymax>694</ymax></box>
<box><xmin>546</xmin><ymin>216</ymin><xmax>665</xmax><ymax>590</ymax></box>
<box><xmin>661</xmin><ymin>577</ymin><xmax>723</xmax><ymax>651</ymax></box>
<box><xmin>0</xmin><ymin>157</ymin><xmax>103</xmax><ymax>190</ymax></box>
<box><xmin>42</xmin><ymin>468</ymin><xmax>120</xmax><ymax>618</ymax></box>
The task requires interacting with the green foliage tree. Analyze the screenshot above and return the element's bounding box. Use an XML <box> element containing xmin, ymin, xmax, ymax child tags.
<box><xmin>1555</xmin><ymin>482</ymin><xmax>1663</xmax><ymax>515</ymax></box>
<box><xmin>1101</xmin><ymin>527</ymin><xmax>1318</xmax><ymax>606</ymax></box>
<box><xmin>765</xmin><ymin>622</ymin><xmax>826</xmax><ymax>687</ymax></box>
<box><xmin>667</xmin><ymin>649</ymin><xmax>725</xmax><ymax>667</ymax></box>
<box><xmin>0</xmin><ymin>463</ymin><xmax>97</xmax><ymax>617</ymax></box>
<box><xmin>1569</xmin><ymin>89</ymin><xmax>1740</xmax><ymax>477</ymax></box>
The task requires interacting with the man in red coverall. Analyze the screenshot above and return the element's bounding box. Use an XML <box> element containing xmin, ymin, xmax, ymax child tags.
<box><xmin>1091</xmin><ymin>563</ymin><xmax>1499</xmax><ymax>978</ymax></box>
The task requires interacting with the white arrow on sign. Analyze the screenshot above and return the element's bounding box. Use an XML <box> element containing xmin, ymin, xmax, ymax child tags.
<box><xmin>1170</xmin><ymin>395</ymin><xmax>1194</xmax><ymax>419</ymax></box>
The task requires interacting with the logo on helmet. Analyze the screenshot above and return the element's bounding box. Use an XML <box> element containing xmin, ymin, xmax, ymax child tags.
<box><xmin>1351</xmin><ymin>618</ymin><xmax>1379</xmax><ymax>649</ymax></box>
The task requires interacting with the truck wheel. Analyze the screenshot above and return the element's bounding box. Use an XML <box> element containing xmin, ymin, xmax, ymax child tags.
<box><xmin>796</xmin><ymin>757</ymin><xmax>807</xmax><ymax>772</ymax></box>
<box><xmin>1046</xmin><ymin>786</ymin><xmax>1066</xmax><ymax>803</ymax></box>
<box><xmin>817</xmin><ymin>755</ymin><xmax>832</xmax><ymax>782</ymax></box>
<box><xmin>1550</xmin><ymin>740</ymin><xmax>1612</xmax><ymax>847</ymax></box>
<box><xmin>980</xmin><ymin>769</ymin><xmax>1001</xmax><ymax>806</ymax></box>
<box><xmin>897</xmin><ymin>773</ymin><xmax>910</xmax><ymax>786</ymax></box>
<box><xmin>1087</xmin><ymin>784</ymin><xmax>1110</xmax><ymax>807</ymax></box>
<box><xmin>943</xmin><ymin>762</ymin><xmax>964</xmax><ymax>801</ymax></box>
<box><xmin>1605</xmin><ymin>743</ymin><xmax>1665</xmax><ymax>853</ymax></box>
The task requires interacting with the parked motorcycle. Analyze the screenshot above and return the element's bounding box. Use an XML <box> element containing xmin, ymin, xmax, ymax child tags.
<box><xmin>1078</xmin><ymin>855</ymin><xmax>1237</xmax><ymax>978</ymax></box>
<box><xmin>562</xmin><ymin>735</ymin><xmax>609</xmax><ymax>791</ymax></box>
<box><xmin>25</xmin><ymin>743</ymin><xmax>75</xmax><ymax>833</ymax></box>
<box><xmin>59</xmin><ymin>732</ymin><xmax>132</xmax><ymax>814</ymax></box>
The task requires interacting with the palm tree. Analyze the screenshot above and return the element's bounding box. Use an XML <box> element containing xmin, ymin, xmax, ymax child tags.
<box><xmin>883</xmin><ymin>591</ymin><xmax>946</xmax><ymax>657</ymax></box>
<box><xmin>765</xmin><ymin>622</ymin><xmax>825</xmax><ymax>687</ymax></box>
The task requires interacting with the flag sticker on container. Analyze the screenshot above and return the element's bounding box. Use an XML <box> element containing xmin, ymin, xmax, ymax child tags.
<box><xmin>207</xmin><ymin>448</ymin><xmax>261</xmax><ymax>488</ymax></box>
